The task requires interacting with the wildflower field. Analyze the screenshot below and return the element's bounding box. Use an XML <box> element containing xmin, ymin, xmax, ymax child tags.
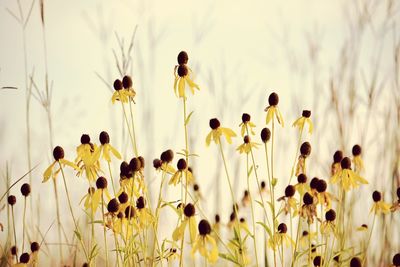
<box><xmin>0</xmin><ymin>0</ymin><xmax>400</xmax><ymax>266</ymax></box>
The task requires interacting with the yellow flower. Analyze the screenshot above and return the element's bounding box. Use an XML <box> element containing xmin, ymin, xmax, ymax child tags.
<box><xmin>169</xmin><ymin>159</ymin><xmax>193</xmax><ymax>186</ymax></box>
<box><xmin>295</xmin><ymin>174</ymin><xmax>310</xmax><ymax>196</ymax></box>
<box><xmin>172</xmin><ymin>203</ymin><xmax>197</xmax><ymax>243</ymax></box>
<box><xmin>136</xmin><ymin>196</ymin><xmax>154</xmax><ymax>229</ymax></box>
<box><xmin>80</xmin><ymin>187</ymin><xmax>96</xmax><ymax>210</ymax></box>
<box><xmin>277</xmin><ymin>185</ymin><xmax>298</xmax><ymax>216</ymax></box>
<box><xmin>14</xmin><ymin>252</ymin><xmax>30</xmax><ymax>266</ymax></box>
<box><xmin>43</xmin><ymin>146</ymin><xmax>80</xmax><ymax>183</ymax></box>
<box><xmin>264</xmin><ymin>92</ymin><xmax>284</xmax><ymax>126</ymax></box>
<box><xmin>315</xmin><ymin>179</ymin><xmax>337</xmax><ymax>210</ymax></box>
<box><xmin>268</xmin><ymin>223</ymin><xmax>294</xmax><ymax>251</ymax></box>
<box><xmin>330</xmin><ymin>157</ymin><xmax>368</xmax><ymax>191</ymax></box>
<box><xmin>236</xmin><ymin>135</ymin><xmax>260</xmax><ymax>154</ymax></box>
<box><xmin>192</xmin><ymin>220</ymin><xmax>219</xmax><ymax>263</ymax></box>
<box><xmin>239</xmin><ymin>113</ymin><xmax>256</xmax><ymax>136</ymax></box>
<box><xmin>295</xmin><ymin>142</ymin><xmax>311</xmax><ymax>176</ymax></box>
<box><xmin>299</xmin><ymin>192</ymin><xmax>317</xmax><ymax>224</ymax></box>
<box><xmin>299</xmin><ymin>230</ymin><xmax>317</xmax><ymax>249</ymax></box>
<box><xmin>173</xmin><ymin>53</ymin><xmax>199</xmax><ymax>98</ymax></box>
<box><xmin>90</xmin><ymin>177</ymin><xmax>112</xmax><ymax>213</ymax></box>
<box><xmin>93</xmin><ymin>131</ymin><xmax>122</xmax><ymax>163</ymax></box>
<box><xmin>292</xmin><ymin>110</ymin><xmax>313</xmax><ymax>134</ymax></box>
<box><xmin>320</xmin><ymin>209</ymin><xmax>337</xmax><ymax>236</ymax></box>
<box><xmin>206</xmin><ymin>118</ymin><xmax>237</xmax><ymax>146</ymax></box>
<box><xmin>370</xmin><ymin>191</ymin><xmax>391</xmax><ymax>214</ymax></box>
<box><xmin>331</xmin><ymin>150</ymin><xmax>343</xmax><ymax>176</ymax></box>
<box><xmin>111</xmin><ymin>77</ymin><xmax>136</xmax><ymax>104</ymax></box>
<box><xmin>76</xmin><ymin>136</ymin><xmax>101</xmax><ymax>182</ymax></box>
<box><xmin>356</xmin><ymin>224</ymin><xmax>368</xmax><ymax>232</ymax></box>
<box><xmin>352</xmin><ymin>144</ymin><xmax>364</xmax><ymax>173</ymax></box>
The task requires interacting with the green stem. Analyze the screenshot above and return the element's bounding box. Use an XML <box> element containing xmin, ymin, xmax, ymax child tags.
<box><xmin>118</xmin><ymin>92</ymin><xmax>136</xmax><ymax>155</ymax></box>
<box><xmin>11</xmin><ymin>206</ymin><xmax>18</xmax><ymax>262</ymax></box>
<box><xmin>128</xmin><ymin>99</ymin><xmax>139</xmax><ymax>156</ymax></box>
<box><xmin>271</xmin><ymin>119</ymin><xmax>277</xmax><ymax>267</ymax></box>
<box><xmin>246</xmin><ymin>154</ymin><xmax>259</xmax><ymax>266</ymax></box>
<box><xmin>363</xmin><ymin>213</ymin><xmax>376</xmax><ymax>265</ymax></box>
<box><xmin>22</xmin><ymin>197</ymin><xmax>27</xmax><ymax>252</ymax></box>
<box><xmin>101</xmin><ymin>193</ymin><xmax>109</xmax><ymax>267</ymax></box>
<box><xmin>52</xmin><ymin>178</ymin><xmax>64</xmax><ymax>262</ymax></box>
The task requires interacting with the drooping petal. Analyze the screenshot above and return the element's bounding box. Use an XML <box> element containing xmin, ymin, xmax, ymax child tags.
<box><xmin>189</xmin><ymin>217</ymin><xmax>197</xmax><ymax>244</ymax></box>
<box><xmin>109</xmin><ymin>145</ymin><xmax>122</xmax><ymax>160</ymax></box>
<box><xmin>205</xmin><ymin>131</ymin><xmax>213</xmax><ymax>147</ymax></box>
<box><xmin>43</xmin><ymin>161</ymin><xmax>56</xmax><ymax>182</ymax></box>
<box><xmin>59</xmin><ymin>159</ymin><xmax>80</xmax><ymax>171</ymax></box>
<box><xmin>178</xmin><ymin>78</ymin><xmax>185</xmax><ymax>98</ymax></box>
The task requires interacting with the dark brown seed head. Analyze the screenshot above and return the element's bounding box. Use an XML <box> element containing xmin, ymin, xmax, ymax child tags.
<box><xmin>11</xmin><ymin>246</ymin><xmax>17</xmax><ymax>255</ymax></box>
<box><xmin>82</xmin><ymin>263</ymin><xmax>89</xmax><ymax>267</ymax></box>
<box><xmin>188</xmin><ymin>166</ymin><xmax>193</xmax><ymax>173</ymax></box>
<box><xmin>310</xmin><ymin>177</ymin><xmax>320</xmax><ymax>190</ymax></box>
<box><xmin>7</xmin><ymin>195</ymin><xmax>16</xmax><ymax>206</ymax></box>
<box><xmin>311</xmin><ymin>244</ymin><xmax>316</xmax><ymax>253</ymax></box>
<box><xmin>302</xmin><ymin>230</ymin><xmax>309</xmax><ymax>236</ymax></box>
<box><xmin>20</xmin><ymin>183</ymin><xmax>31</xmax><ymax>197</ymax></box>
<box><xmin>118</xmin><ymin>192</ymin><xmax>129</xmax><ymax>204</ymax></box>
<box><xmin>177</xmin><ymin>159</ymin><xmax>187</xmax><ymax>170</ymax></box>
<box><xmin>313</xmin><ymin>256</ymin><xmax>322</xmax><ymax>266</ymax></box>
<box><xmin>177</xmin><ymin>51</ymin><xmax>189</xmax><ymax>65</ymax></box>
<box><xmin>302</xmin><ymin>110</ymin><xmax>311</xmax><ymax>118</ymax></box>
<box><xmin>341</xmin><ymin>157</ymin><xmax>351</xmax><ymax>169</ymax></box>
<box><xmin>177</xmin><ymin>65</ymin><xmax>188</xmax><ymax>77</ymax></box>
<box><xmin>244</xmin><ymin>190</ymin><xmax>249</xmax><ymax>197</ymax></box>
<box><xmin>193</xmin><ymin>184</ymin><xmax>199</xmax><ymax>191</ymax></box>
<box><xmin>117</xmin><ymin>212</ymin><xmax>124</xmax><ymax>219</ymax></box>
<box><xmin>242</xmin><ymin>113</ymin><xmax>251</xmax><ymax>123</ymax></box>
<box><xmin>350</xmin><ymin>257</ymin><xmax>362</xmax><ymax>267</ymax></box>
<box><xmin>184</xmin><ymin>203</ymin><xmax>195</xmax><ymax>217</ymax></box>
<box><xmin>31</xmin><ymin>242</ymin><xmax>40</xmax><ymax>252</ymax></box>
<box><xmin>316</xmin><ymin>179</ymin><xmax>327</xmax><ymax>193</ymax></box>
<box><xmin>136</xmin><ymin>196</ymin><xmax>145</xmax><ymax>209</ymax></box>
<box><xmin>268</xmin><ymin>92</ymin><xmax>279</xmax><ymax>106</ymax></box>
<box><xmin>230</xmin><ymin>212</ymin><xmax>236</xmax><ymax>222</ymax></box>
<box><xmin>333</xmin><ymin>150</ymin><xmax>343</xmax><ymax>163</ymax></box>
<box><xmin>153</xmin><ymin>158</ymin><xmax>162</xmax><ymax>169</ymax></box>
<box><xmin>397</xmin><ymin>187</ymin><xmax>400</xmax><ymax>199</ymax></box>
<box><xmin>99</xmin><ymin>131</ymin><xmax>110</xmax><ymax>145</ymax></box>
<box><xmin>80</xmin><ymin>134</ymin><xmax>90</xmax><ymax>144</ymax></box>
<box><xmin>243</xmin><ymin>135</ymin><xmax>250</xmax><ymax>144</ymax></box>
<box><xmin>122</xmin><ymin>75</ymin><xmax>133</xmax><ymax>89</ymax></box>
<box><xmin>20</xmin><ymin>253</ymin><xmax>30</xmax><ymax>264</ymax></box>
<box><xmin>160</xmin><ymin>149</ymin><xmax>174</xmax><ymax>163</ymax></box>
<box><xmin>393</xmin><ymin>253</ymin><xmax>400</xmax><ymax>266</ymax></box>
<box><xmin>372</xmin><ymin>191</ymin><xmax>381</xmax><ymax>202</ymax></box>
<box><xmin>285</xmin><ymin>185</ymin><xmax>296</xmax><ymax>197</ymax></box>
<box><xmin>333</xmin><ymin>255</ymin><xmax>340</xmax><ymax>263</ymax></box>
<box><xmin>261</xmin><ymin>181</ymin><xmax>266</xmax><ymax>189</ymax></box>
<box><xmin>129</xmin><ymin>157</ymin><xmax>141</xmax><ymax>172</ymax></box>
<box><xmin>303</xmin><ymin>192</ymin><xmax>314</xmax><ymax>205</ymax></box>
<box><xmin>209</xmin><ymin>118</ymin><xmax>220</xmax><ymax>130</ymax></box>
<box><xmin>215</xmin><ymin>214</ymin><xmax>220</xmax><ymax>223</ymax></box>
<box><xmin>107</xmin><ymin>198</ymin><xmax>120</xmax><ymax>213</ymax></box>
<box><xmin>300</xmin><ymin>142</ymin><xmax>311</xmax><ymax>157</ymax></box>
<box><xmin>138</xmin><ymin>156</ymin><xmax>145</xmax><ymax>169</ymax></box>
<box><xmin>96</xmin><ymin>176</ymin><xmax>108</xmax><ymax>189</ymax></box>
<box><xmin>53</xmin><ymin>146</ymin><xmax>64</xmax><ymax>161</ymax></box>
<box><xmin>261</xmin><ymin>128</ymin><xmax>271</xmax><ymax>143</ymax></box>
<box><xmin>325</xmin><ymin>209</ymin><xmax>336</xmax><ymax>221</ymax></box>
<box><xmin>278</xmin><ymin>223</ymin><xmax>287</xmax><ymax>233</ymax></box>
<box><xmin>361</xmin><ymin>224</ymin><xmax>368</xmax><ymax>229</ymax></box>
<box><xmin>352</xmin><ymin>144</ymin><xmax>362</xmax><ymax>156</ymax></box>
<box><xmin>113</xmin><ymin>79</ymin><xmax>123</xmax><ymax>91</ymax></box>
<box><xmin>125</xmin><ymin>205</ymin><xmax>135</xmax><ymax>219</ymax></box>
<box><xmin>240</xmin><ymin>217</ymin><xmax>245</xmax><ymax>223</ymax></box>
<box><xmin>120</xmin><ymin>161</ymin><xmax>131</xmax><ymax>177</ymax></box>
<box><xmin>232</xmin><ymin>203</ymin><xmax>239</xmax><ymax>212</ymax></box>
<box><xmin>298</xmin><ymin>173</ymin><xmax>307</xmax><ymax>183</ymax></box>
<box><xmin>198</xmin><ymin>219</ymin><xmax>211</xmax><ymax>236</ymax></box>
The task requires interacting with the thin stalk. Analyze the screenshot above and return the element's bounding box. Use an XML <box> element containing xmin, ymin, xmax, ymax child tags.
<box><xmin>11</xmin><ymin>206</ymin><xmax>18</xmax><ymax>262</ymax></box>
<box><xmin>118</xmin><ymin>94</ymin><xmax>135</xmax><ymax>153</ymax></box>
<box><xmin>271</xmin><ymin>119</ymin><xmax>277</xmax><ymax>267</ymax></box>
<box><xmin>22</xmin><ymin>197</ymin><xmax>27</xmax><ymax>252</ymax></box>
<box><xmin>308</xmin><ymin>223</ymin><xmax>311</xmax><ymax>266</ymax></box>
<box><xmin>128</xmin><ymin>99</ymin><xmax>139</xmax><ymax>156</ymax></box>
<box><xmin>246</xmin><ymin>154</ymin><xmax>259</xmax><ymax>266</ymax></box>
<box><xmin>363</xmin><ymin>213</ymin><xmax>376</xmax><ymax>265</ymax></box>
<box><xmin>107</xmin><ymin>162</ymin><xmax>117</xmax><ymax>197</ymax></box>
<box><xmin>59</xmin><ymin>163</ymin><xmax>89</xmax><ymax>260</ymax></box>
<box><xmin>52</xmin><ymin>179</ymin><xmax>64</xmax><ymax>262</ymax></box>
<box><xmin>101</xmin><ymin>193</ymin><xmax>109</xmax><ymax>267</ymax></box>
<box><xmin>289</xmin><ymin>127</ymin><xmax>304</xmax><ymax>185</ymax></box>
<box><xmin>217</xmin><ymin>138</ymin><xmax>245</xmax><ymax>265</ymax></box>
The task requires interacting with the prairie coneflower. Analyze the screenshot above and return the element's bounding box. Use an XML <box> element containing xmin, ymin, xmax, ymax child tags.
<box><xmin>295</xmin><ymin>174</ymin><xmax>310</xmax><ymax>196</ymax></box>
<box><xmin>292</xmin><ymin>110</ymin><xmax>313</xmax><ymax>134</ymax></box>
<box><xmin>206</xmin><ymin>118</ymin><xmax>237</xmax><ymax>146</ymax></box>
<box><xmin>136</xmin><ymin>196</ymin><xmax>154</xmax><ymax>229</ymax></box>
<box><xmin>264</xmin><ymin>92</ymin><xmax>284</xmax><ymax>126</ymax></box>
<box><xmin>313</xmin><ymin>255</ymin><xmax>323</xmax><ymax>267</ymax></box>
<box><xmin>173</xmin><ymin>52</ymin><xmax>199</xmax><ymax>98</ymax></box>
<box><xmin>80</xmin><ymin>187</ymin><xmax>96</xmax><ymax>210</ymax></box>
<box><xmin>160</xmin><ymin>149</ymin><xmax>176</xmax><ymax>174</ymax></box>
<box><xmin>173</xmin><ymin>203</ymin><xmax>197</xmax><ymax>243</ymax></box>
<box><xmin>350</xmin><ymin>257</ymin><xmax>362</xmax><ymax>267</ymax></box>
<box><xmin>268</xmin><ymin>223</ymin><xmax>294</xmax><ymax>251</ymax></box>
<box><xmin>299</xmin><ymin>192</ymin><xmax>317</xmax><ymax>224</ymax></box>
<box><xmin>76</xmin><ymin>135</ymin><xmax>100</xmax><ymax>181</ymax></box>
<box><xmin>169</xmin><ymin>159</ymin><xmax>193</xmax><ymax>186</ymax></box>
<box><xmin>111</xmin><ymin>77</ymin><xmax>136</xmax><ymax>104</ymax></box>
<box><xmin>356</xmin><ymin>224</ymin><xmax>368</xmax><ymax>232</ymax></box>
<box><xmin>236</xmin><ymin>135</ymin><xmax>260</xmax><ymax>154</ymax></box>
<box><xmin>191</xmin><ymin>219</ymin><xmax>219</xmax><ymax>263</ymax></box>
<box><xmin>331</xmin><ymin>150</ymin><xmax>343</xmax><ymax>176</ymax></box>
<box><xmin>295</xmin><ymin>142</ymin><xmax>311</xmax><ymax>176</ymax></box>
<box><xmin>75</xmin><ymin>134</ymin><xmax>95</xmax><ymax>162</ymax></box>
<box><xmin>320</xmin><ymin>209</ymin><xmax>336</xmax><ymax>235</ymax></box>
<box><xmin>94</xmin><ymin>131</ymin><xmax>121</xmax><ymax>162</ymax></box>
<box><xmin>316</xmin><ymin>179</ymin><xmax>336</xmax><ymax>210</ymax></box>
<box><xmin>43</xmin><ymin>146</ymin><xmax>80</xmax><ymax>182</ymax></box>
<box><xmin>299</xmin><ymin>230</ymin><xmax>317</xmax><ymax>249</ymax></box>
<box><xmin>330</xmin><ymin>157</ymin><xmax>368</xmax><ymax>191</ymax></box>
<box><xmin>370</xmin><ymin>191</ymin><xmax>391</xmax><ymax>214</ymax></box>
<box><xmin>393</xmin><ymin>253</ymin><xmax>400</xmax><ymax>267</ymax></box>
<box><xmin>239</xmin><ymin>113</ymin><xmax>256</xmax><ymax>136</ymax></box>
<box><xmin>30</xmin><ymin>242</ymin><xmax>40</xmax><ymax>264</ymax></box>
<box><xmin>212</xmin><ymin>214</ymin><xmax>221</xmax><ymax>242</ymax></box>
<box><xmin>90</xmin><ymin>177</ymin><xmax>112</xmax><ymax>213</ymax></box>
<box><xmin>277</xmin><ymin>185</ymin><xmax>298</xmax><ymax>216</ymax></box>
<box><xmin>241</xmin><ymin>190</ymin><xmax>250</xmax><ymax>207</ymax></box>
<box><xmin>352</xmin><ymin>144</ymin><xmax>364</xmax><ymax>173</ymax></box>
